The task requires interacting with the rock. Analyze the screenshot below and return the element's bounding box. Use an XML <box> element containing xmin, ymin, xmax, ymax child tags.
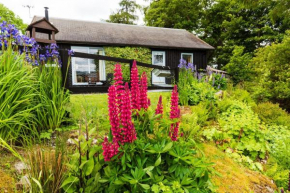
<box><xmin>266</xmin><ymin>186</ymin><xmax>275</xmax><ymax>193</ymax></box>
<box><xmin>14</xmin><ymin>161</ymin><xmax>29</xmax><ymax>174</ymax></box>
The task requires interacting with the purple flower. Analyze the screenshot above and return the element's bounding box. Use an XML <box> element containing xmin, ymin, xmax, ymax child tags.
<box><xmin>198</xmin><ymin>73</ymin><xmax>203</xmax><ymax>82</ymax></box>
<box><xmin>39</xmin><ymin>54</ymin><xmax>46</xmax><ymax>62</ymax></box>
<box><xmin>68</xmin><ymin>49</ymin><xmax>74</xmax><ymax>56</ymax></box>
<box><xmin>30</xmin><ymin>47</ymin><xmax>37</xmax><ymax>56</ymax></box>
<box><xmin>187</xmin><ymin>62</ymin><xmax>195</xmax><ymax>72</ymax></box>
<box><xmin>51</xmin><ymin>49</ymin><xmax>59</xmax><ymax>57</ymax></box>
<box><xmin>25</xmin><ymin>54</ymin><xmax>32</xmax><ymax>63</ymax></box>
<box><xmin>212</xmin><ymin>76</ymin><xmax>215</xmax><ymax>86</ymax></box>
<box><xmin>46</xmin><ymin>50</ymin><xmax>52</xmax><ymax>58</ymax></box>
<box><xmin>178</xmin><ymin>58</ymin><xmax>187</xmax><ymax>68</ymax></box>
<box><xmin>34</xmin><ymin>60</ymin><xmax>39</xmax><ymax>66</ymax></box>
<box><xmin>50</xmin><ymin>43</ymin><xmax>58</xmax><ymax>49</ymax></box>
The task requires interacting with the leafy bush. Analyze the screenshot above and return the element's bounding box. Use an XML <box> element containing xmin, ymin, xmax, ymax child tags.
<box><xmin>265</xmin><ymin>157</ymin><xmax>289</xmax><ymax>190</ymax></box>
<box><xmin>225</xmin><ymin>88</ymin><xmax>256</xmax><ymax>107</ymax></box>
<box><xmin>247</xmin><ymin>31</ymin><xmax>290</xmax><ymax>111</ymax></box>
<box><xmin>223</xmin><ymin>46</ymin><xmax>253</xmax><ymax>85</ymax></box>
<box><xmin>253</xmin><ymin>102</ymin><xmax>290</xmax><ymax>127</ymax></box>
<box><xmin>204</xmin><ymin>100</ymin><xmax>268</xmax><ymax>160</ymax></box>
<box><xmin>177</xmin><ymin>59</ymin><xmax>225</xmax><ymax>106</ymax></box>
<box><xmin>209</xmin><ymin>73</ymin><xmax>227</xmax><ymax>90</ymax></box>
<box><xmin>104</xmin><ymin>46</ymin><xmax>152</xmax><ymax>84</ymax></box>
<box><xmin>62</xmin><ymin>64</ymin><xmax>214</xmax><ymax>193</ymax></box>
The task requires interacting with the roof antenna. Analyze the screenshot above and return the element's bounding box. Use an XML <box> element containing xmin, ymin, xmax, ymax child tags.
<box><xmin>22</xmin><ymin>5</ymin><xmax>34</xmax><ymax>18</ymax></box>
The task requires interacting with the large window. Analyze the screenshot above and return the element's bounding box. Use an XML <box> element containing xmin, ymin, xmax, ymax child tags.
<box><xmin>71</xmin><ymin>46</ymin><xmax>106</xmax><ymax>85</ymax></box>
<box><xmin>181</xmin><ymin>53</ymin><xmax>193</xmax><ymax>63</ymax></box>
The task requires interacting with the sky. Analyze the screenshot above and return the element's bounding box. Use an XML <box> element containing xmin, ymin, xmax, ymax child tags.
<box><xmin>0</xmin><ymin>0</ymin><xmax>149</xmax><ymax>25</ymax></box>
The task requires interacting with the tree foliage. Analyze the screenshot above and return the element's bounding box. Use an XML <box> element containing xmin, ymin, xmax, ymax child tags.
<box><xmin>223</xmin><ymin>46</ymin><xmax>253</xmax><ymax>85</ymax></box>
<box><xmin>144</xmin><ymin>0</ymin><xmax>201</xmax><ymax>32</ymax></box>
<box><xmin>0</xmin><ymin>4</ymin><xmax>26</xmax><ymax>32</ymax></box>
<box><xmin>106</xmin><ymin>0</ymin><xmax>141</xmax><ymax>25</ymax></box>
<box><xmin>144</xmin><ymin>0</ymin><xmax>290</xmax><ymax>68</ymax></box>
<box><xmin>247</xmin><ymin>31</ymin><xmax>290</xmax><ymax>111</ymax></box>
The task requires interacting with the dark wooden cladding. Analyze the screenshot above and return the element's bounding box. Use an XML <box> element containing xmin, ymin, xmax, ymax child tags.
<box><xmin>153</xmin><ymin>49</ymin><xmax>208</xmax><ymax>71</ymax></box>
<box><xmin>73</xmin><ymin>52</ymin><xmax>172</xmax><ymax>70</ymax></box>
<box><xmin>58</xmin><ymin>43</ymin><xmax>210</xmax><ymax>94</ymax></box>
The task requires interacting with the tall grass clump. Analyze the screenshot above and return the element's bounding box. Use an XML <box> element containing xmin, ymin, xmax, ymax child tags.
<box><xmin>34</xmin><ymin>54</ymin><xmax>70</xmax><ymax>131</ymax></box>
<box><xmin>0</xmin><ymin>45</ymin><xmax>39</xmax><ymax>141</ymax></box>
<box><xmin>0</xmin><ymin>19</ymin><xmax>72</xmax><ymax>142</ymax></box>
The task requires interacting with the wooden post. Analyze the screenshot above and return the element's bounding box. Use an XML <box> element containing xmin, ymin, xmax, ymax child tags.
<box><xmin>129</xmin><ymin>60</ymin><xmax>133</xmax><ymax>88</ymax></box>
<box><xmin>32</xmin><ymin>27</ymin><xmax>36</xmax><ymax>38</ymax></box>
<box><xmin>52</xmin><ymin>31</ymin><xmax>55</xmax><ymax>40</ymax></box>
<box><xmin>175</xmin><ymin>67</ymin><xmax>179</xmax><ymax>84</ymax></box>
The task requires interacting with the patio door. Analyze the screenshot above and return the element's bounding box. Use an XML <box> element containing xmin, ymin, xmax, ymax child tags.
<box><xmin>152</xmin><ymin>51</ymin><xmax>166</xmax><ymax>85</ymax></box>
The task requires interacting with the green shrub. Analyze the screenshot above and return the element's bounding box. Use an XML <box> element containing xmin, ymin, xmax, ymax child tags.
<box><xmin>253</xmin><ymin>102</ymin><xmax>290</xmax><ymax>127</ymax></box>
<box><xmin>191</xmin><ymin>103</ymin><xmax>210</xmax><ymax>126</ymax></box>
<box><xmin>104</xmin><ymin>47</ymin><xmax>152</xmax><ymax>84</ymax></box>
<box><xmin>205</xmin><ymin>100</ymin><xmax>268</xmax><ymax>160</ymax></box>
<box><xmin>265</xmin><ymin>157</ymin><xmax>289</xmax><ymax>190</ymax></box>
<box><xmin>63</xmin><ymin>109</ymin><xmax>214</xmax><ymax>193</ymax></box>
<box><xmin>247</xmin><ymin>31</ymin><xmax>290</xmax><ymax>111</ymax></box>
<box><xmin>209</xmin><ymin>73</ymin><xmax>227</xmax><ymax>90</ymax></box>
<box><xmin>179</xmin><ymin>113</ymin><xmax>201</xmax><ymax>141</ymax></box>
<box><xmin>224</xmin><ymin>88</ymin><xmax>256</xmax><ymax>107</ymax></box>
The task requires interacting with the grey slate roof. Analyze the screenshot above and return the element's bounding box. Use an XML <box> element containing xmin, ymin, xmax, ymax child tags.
<box><xmin>31</xmin><ymin>16</ymin><xmax>214</xmax><ymax>50</ymax></box>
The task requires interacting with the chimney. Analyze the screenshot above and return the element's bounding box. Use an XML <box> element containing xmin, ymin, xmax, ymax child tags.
<box><xmin>44</xmin><ymin>7</ymin><xmax>49</xmax><ymax>21</ymax></box>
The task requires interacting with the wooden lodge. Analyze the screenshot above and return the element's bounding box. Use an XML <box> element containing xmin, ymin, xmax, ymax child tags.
<box><xmin>27</xmin><ymin>11</ymin><xmax>214</xmax><ymax>93</ymax></box>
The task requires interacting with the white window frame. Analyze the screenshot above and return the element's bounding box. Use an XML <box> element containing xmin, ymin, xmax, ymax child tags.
<box><xmin>152</xmin><ymin>51</ymin><xmax>166</xmax><ymax>66</ymax></box>
<box><xmin>181</xmin><ymin>53</ymin><xmax>194</xmax><ymax>63</ymax></box>
<box><xmin>152</xmin><ymin>51</ymin><xmax>166</xmax><ymax>85</ymax></box>
<box><xmin>71</xmin><ymin>46</ymin><xmax>106</xmax><ymax>85</ymax></box>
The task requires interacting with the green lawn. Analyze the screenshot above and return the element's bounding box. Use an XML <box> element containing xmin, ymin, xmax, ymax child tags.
<box><xmin>70</xmin><ymin>91</ymin><xmax>172</xmax><ymax>120</ymax></box>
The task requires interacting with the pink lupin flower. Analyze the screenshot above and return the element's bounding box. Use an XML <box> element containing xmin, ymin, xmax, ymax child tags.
<box><xmin>114</xmin><ymin>64</ymin><xmax>124</xmax><ymax>114</ymax></box>
<box><xmin>108</xmin><ymin>85</ymin><xmax>122</xmax><ymax>142</ymax></box>
<box><xmin>102</xmin><ymin>137</ymin><xmax>119</xmax><ymax>162</ymax></box>
<box><xmin>169</xmin><ymin>85</ymin><xmax>180</xmax><ymax>141</ymax></box>
<box><xmin>140</xmin><ymin>72</ymin><xmax>149</xmax><ymax>110</ymax></box>
<box><xmin>155</xmin><ymin>95</ymin><xmax>163</xmax><ymax>117</ymax></box>
<box><xmin>120</xmin><ymin>83</ymin><xmax>137</xmax><ymax>143</ymax></box>
<box><xmin>130</xmin><ymin>60</ymin><xmax>140</xmax><ymax>110</ymax></box>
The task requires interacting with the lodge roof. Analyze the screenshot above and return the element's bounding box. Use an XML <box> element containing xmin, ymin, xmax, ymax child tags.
<box><xmin>31</xmin><ymin>16</ymin><xmax>214</xmax><ymax>50</ymax></box>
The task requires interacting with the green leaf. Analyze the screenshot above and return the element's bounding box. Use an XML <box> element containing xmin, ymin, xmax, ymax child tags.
<box><xmin>61</xmin><ymin>176</ymin><xmax>79</xmax><ymax>188</ymax></box>
<box><xmin>85</xmin><ymin>158</ymin><xmax>94</xmax><ymax>176</ymax></box>
<box><xmin>154</xmin><ymin>155</ymin><xmax>161</xmax><ymax>167</ymax></box>
<box><xmin>114</xmin><ymin>179</ymin><xmax>125</xmax><ymax>185</ymax></box>
<box><xmin>151</xmin><ymin>184</ymin><xmax>160</xmax><ymax>193</ymax></box>
<box><xmin>162</xmin><ymin>142</ymin><xmax>173</xmax><ymax>153</ymax></box>
<box><xmin>99</xmin><ymin>179</ymin><xmax>109</xmax><ymax>183</ymax></box>
<box><xmin>144</xmin><ymin>166</ymin><xmax>154</xmax><ymax>172</ymax></box>
<box><xmin>129</xmin><ymin>179</ymin><xmax>138</xmax><ymax>184</ymax></box>
<box><xmin>139</xmin><ymin>183</ymin><xmax>150</xmax><ymax>190</ymax></box>
<box><xmin>79</xmin><ymin>160</ymin><xmax>88</xmax><ymax>169</ymax></box>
